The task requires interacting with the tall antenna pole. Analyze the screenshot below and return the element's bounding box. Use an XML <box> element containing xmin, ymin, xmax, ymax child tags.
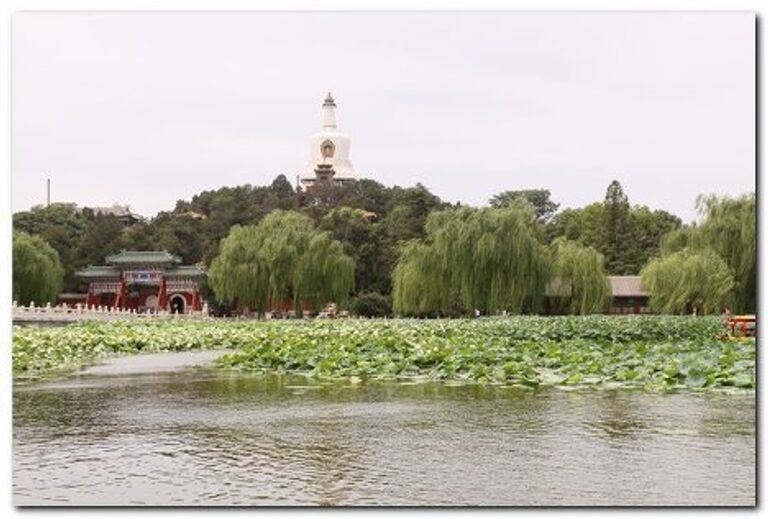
<box><xmin>294</xmin><ymin>175</ymin><xmax>301</xmax><ymax>208</ymax></box>
<box><xmin>46</xmin><ymin>177</ymin><xmax>50</xmax><ymax>207</ymax></box>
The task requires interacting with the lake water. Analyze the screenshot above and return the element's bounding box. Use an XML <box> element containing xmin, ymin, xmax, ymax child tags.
<box><xmin>13</xmin><ymin>351</ymin><xmax>755</xmax><ymax>506</ymax></box>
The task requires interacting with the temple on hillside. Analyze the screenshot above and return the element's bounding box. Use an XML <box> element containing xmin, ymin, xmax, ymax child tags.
<box><xmin>299</xmin><ymin>93</ymin><xmax>359</xmax><ymax>189</ymax></box>
<box><xmin>73</xmin><ymin>251</ymin><xmax>205</xmax><ymax>313</ymax></box>
<box><xmin>77</xmin><ymin>204</ymin><xmax>145</xmax><ymax>226</ymax></box>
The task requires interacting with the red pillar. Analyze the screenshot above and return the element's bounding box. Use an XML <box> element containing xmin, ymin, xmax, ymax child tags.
<box><xmin>86</xmin><ymin>285</ymin><xmax>97</xmax><ymax>308</ymax></box>
<box><xmin>157</xmin><ymin>278</ymin><xmax>168</xmax><ymax>310</ymax></box>
<box><xmin>113</xmin><ymin>275</ymin><xmax>126</xmax><ymax>309</ymax></box>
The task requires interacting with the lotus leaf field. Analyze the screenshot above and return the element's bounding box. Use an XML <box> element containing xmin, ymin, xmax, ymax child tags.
<box><xmin>12</xmin><ymin>316</ymin><xmax>754</xmax><ymax>391</ymax></box>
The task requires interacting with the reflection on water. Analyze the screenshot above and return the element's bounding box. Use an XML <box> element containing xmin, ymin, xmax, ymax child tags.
<box><xmin>13</xmin><ymin>358</ymin><xmax>755</xmax><ymax>506</ymax></box>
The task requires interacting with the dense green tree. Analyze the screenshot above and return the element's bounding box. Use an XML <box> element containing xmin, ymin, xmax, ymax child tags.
<box><xmin>549</xmin><ymin>238</ymin><xmax>611</xmax><ymax>315</ymax></box>
<box><xmin>641</xmin><ymin>248</ymin><xmax>734</xmax><ymax>315</ymax></box>
<box><xmin>601</xmin><ymin>180</ymin><xmax>639</xmax><ymax>275</ymax></box>
<box><xmin>158</xmin><ymin>176</ymin><xmax>298</xmax><ymax>264</ymax></box>
<box><xmin>566</xmin><ymin>203</ymin><xmax>683</xmax><ymax>276</ymax></box>
<box><xmin>148</xmin><ymin>212</ymin><xmax>206</xmax><ymax>264</ymax></box>
<box><xmin>269</xmin><ymin>174</ymin><xmax>295</xmax><ymax>200</ymax></box>
<box><xmin>630</xmin><ymin>206</ymin><xmax>682</xmax><ymax>266</ymax></box>
<box><xmin>349</xmin><ymin>292</ymin><xmax>393</xmax><ymax>317</ymax></box>
<box><xmin>551</xmin><ymin>182</ymin><xmax>679</xmax><ymax>275</ymax></box>
<box><xmin>383</xmin><ymin>183</ymin><xmax>447</xmax><ymax>244</ymax></box>
<box><xmin>195</xmin><ymin>185</ymin><xmax>264</xmax><ymax>237</ymax></box>
<box><xmin>489</xmin><ymin>189</ymin><xmax>560</xmax><ymax>224</ymax></box>
<box><xmin>13</xmin><ymin>204</ymin><xmax>90</xmax><ymax>291</ymax></box>
<box><xmin>334</xmin><ymin>179</ymin><xmax>392</xmax><ymax>215</ymax></box>
<box><xmin>298</xmin><ymin>179</ymin><xmax>392</xmax><ymax>218</ymax></box>
<box><xmin>553</xmin><ymin>203</ymin><xmax>605</xmax><ymax>248</ymax></box>
<box><xmin>207</xmin><ymin>210</ymin><xmax>355</xmax><ymax>315</ymax></box>
<box><xmin>298</xmin><ymin>183</ymin><xmax>358</xmax><ymax>220</ymax></box>
<box><xmin>120</xmin><ymin>221</ymin><xmax>156</xmax><ymax>251</ymax></box>
<box><xmin>12</xmin><ymin>231</ymin><xmax>65</xmax><ymax>305</ymax></box>
<box><xmin>393</xmin><ymin>204</ymin><xmax>550</xmax><ymax>316</ymax></box>
<box><xmin>319</xmin><ymin>206</ymin><xmax>390</xmax><ymax>294</ymax></box>
<box><xmin>74</xmin><ymin>213</ymin><xmax>126</xmax><ymax>268</ymax></box>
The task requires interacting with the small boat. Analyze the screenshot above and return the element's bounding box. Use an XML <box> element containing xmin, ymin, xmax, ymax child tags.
<box><xmin>726</xmin><ymin>314</ymin><xmax>756</xmax><ymax>338</ymax></box>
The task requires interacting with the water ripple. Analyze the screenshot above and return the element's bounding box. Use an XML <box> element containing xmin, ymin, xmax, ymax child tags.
<box><xmin>13</xmin><ymin>361</ymin><xmax>755</xmax><ymax>506</ymax></box>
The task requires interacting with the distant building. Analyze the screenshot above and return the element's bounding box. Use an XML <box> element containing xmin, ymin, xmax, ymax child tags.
<box><xmin>179</xmin><ymin>210</ymin><xmax>206</xmax><ymax>220</ymax></box>
<box><xmin>70</xmin><ymin>250</ymin><xmax>205</xmax><ymax>314</ymax></box>
<box><xmin>79</xmin><ymin>203</ymin><xmax>145</xmax><ymax>226</ymax></box>
<box><xmin>544</xmin><ymin>275</ymin><xmax>651</xmax><ymax>315</ymax></box>
<box><xmin>299</xmin><ymin>93</ymin><xmax>359</xmax><ymax>189</ymax></box>
<box><xmin>607</xmin><ymin>275</ymin><xmax>651</xmax><ymax>314</ymax></box>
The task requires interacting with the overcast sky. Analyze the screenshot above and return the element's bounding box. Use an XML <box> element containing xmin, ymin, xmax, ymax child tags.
<box><xmin>12</xmin><ymin>11</ymin><xmax>755</xmax><ymax>222</ymax></box>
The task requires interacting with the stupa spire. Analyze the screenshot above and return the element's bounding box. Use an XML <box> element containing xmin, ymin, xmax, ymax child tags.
<box><xmin>321</xmin><ymin>92</ymin><xmax>337</xmax><ymax>130</ymax></box>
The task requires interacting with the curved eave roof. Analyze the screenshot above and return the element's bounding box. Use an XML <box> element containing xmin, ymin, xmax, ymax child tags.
<box><xmin>608</xmin><ymin>276</ymin><xmax>649</xmax><ymax>297</ymax></box>
<box><xmin>106</xmin><ymin>250</ymin><xmax>182</xmax><ymax>265</ymax></box>
<box><xmin>76</xmin><ymin>266</ymin><xmax>120</xmax><ymax>278</ymax></box>
<box><xmin>165</xmin><ymin>266</ymin><xmax>206</xmax><ymax>278</ymax></box>
<box><xmin>545</xmin><ymin>276</ymin><xmax>649</xmax><ymax>298</ymax></box>
<box><xmin>76</xmin><ymin>264</ymin><xmax>205</xmax><ymax>279</ymax></box>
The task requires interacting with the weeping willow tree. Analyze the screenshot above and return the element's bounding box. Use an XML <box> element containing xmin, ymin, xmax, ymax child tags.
<box><xmin>207</xmin><ymin>211</ymin><xmax>355</xmax><ymax>315</ymax></box>
<box><xmin>207</xmin><ymin>224</ymin><xmax>271</xmax><ymax>313</ymax></box>
<box><xmin>392</xmin><ymin>240</ymin><xmax>448</xmax><ymax>315</ymax></box>
<box><xmin>659</xmin><ymin>225</ymin><xmax>695</xmax><ymax>256</ymax></box>
<box><xmin>658</xmin><ymin>193</ymin><xmax>755</xmax><ymax>312</ymax></box>
<box><xmin>694</xmin><ymin>194</ymin><xmax>755</xmax><ymax>312</ymax></box>
<box><xmin>293</xmin><ymin>233</ymin><xmax>356</xmax><ymax>310</ymax></box>
<box><xmin>640</xmin><ymin>248</ymin><xmax>734</xmax><ymax>315</ymax></box>
<box><xmin>549</xmin><ymin>238</ymin><xmax>610</xmax><ymax>315</ymax></box>
<box><xmin>13</xmin><ymin>231</ymin><xmax>64</xmax><ymax>306</ymax></box>
<box><xmin>393</xmin><ymin>204</ymin><xmax>550</xmax><ymax>316</ymax></box>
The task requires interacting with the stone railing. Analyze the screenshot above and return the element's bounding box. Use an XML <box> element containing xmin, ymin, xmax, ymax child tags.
<box><xmin>12</xmin><ymin>301</ymin><xmax>211</xmax><ymax>323</ymax></box>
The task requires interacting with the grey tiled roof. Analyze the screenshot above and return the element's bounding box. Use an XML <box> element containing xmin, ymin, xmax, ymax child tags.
<box><xmin>607</xmin><ymin>276</ymin><xmax>648</xmax><ymax>297</ymax></box>
<box><xmin>545</xmin><ymin>276</ymin><xmax>648</xmax><ymax>298</ymax></box>
<box><xmin>76</xmin><ymin>266</ymin><xmax>120</xmax><ymax>278</ymax></box>
<box><xmin>85</xmin><ymin>204</ymin><xmax>144</xmax><ymax>220</ymax></box>
<box><xmin>165</xmin><ymin>266</ymin><xmax>205</xmax><ymax>277</ymax></box>
<box><xmin>77</xmin><ymin>261</ymin><xmax>204</xmax><ymax>279</ymax></box>
<box><xmin>105</xmin><ymin>250</ymin><xmax>181</xmax><ymax>265</ymax></box>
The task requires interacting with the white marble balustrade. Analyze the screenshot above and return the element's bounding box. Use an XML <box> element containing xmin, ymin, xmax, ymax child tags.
<box><xmin>12</xmin><ymin>301</ymin><xmax>211</xmax><ymax>323</ymax></box>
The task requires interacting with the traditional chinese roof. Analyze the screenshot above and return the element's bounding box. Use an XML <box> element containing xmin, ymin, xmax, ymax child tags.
<box><xmin>79</xmin><ymin>204</ymin><xmax>145</xmax><ymax>222</ymax></box>
<box><xmin>76</xmin><ymin>261</ymin><xmax>205</xmax><ymax>280</ymax></box>
<box><xmin>58</xmin><ymin>293</ymin><xmax>88</xmax><ymax>300</ymax></box>
<box><xmin>165</xmin><ymin>265</ymin><xmax>205</xmax><ymax>278</ymax></box>
<box><xmin>545</xmin><ymin>276</ymin><xmax>648</xmax><ymax>298</ymax></box>
<box><xmin>105</xmin><ymin>250</ymin><xmax>181</xmax><ymax>266</ymax></box>
<box><xmin>607</xmin><ymin>276</ymin><xmax>648</xmax><ymax>297</ymax></box>
<box><xmin>76</xmin><ymin>266</ymin><xmax>120</xmax><ymax>278</ymax></box>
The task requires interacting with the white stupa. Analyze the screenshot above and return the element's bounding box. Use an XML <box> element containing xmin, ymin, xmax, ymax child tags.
<box><xmin>299</xmin><ymin>93</ymin><xmax>358</xmax><ymax>188</ymax></box>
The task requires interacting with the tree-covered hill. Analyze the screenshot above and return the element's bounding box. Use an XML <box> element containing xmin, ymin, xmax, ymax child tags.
<box><xmin>12</xmin><ymin>176</ymin><xmax>755</xmax><ymax>315</ymax></box>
